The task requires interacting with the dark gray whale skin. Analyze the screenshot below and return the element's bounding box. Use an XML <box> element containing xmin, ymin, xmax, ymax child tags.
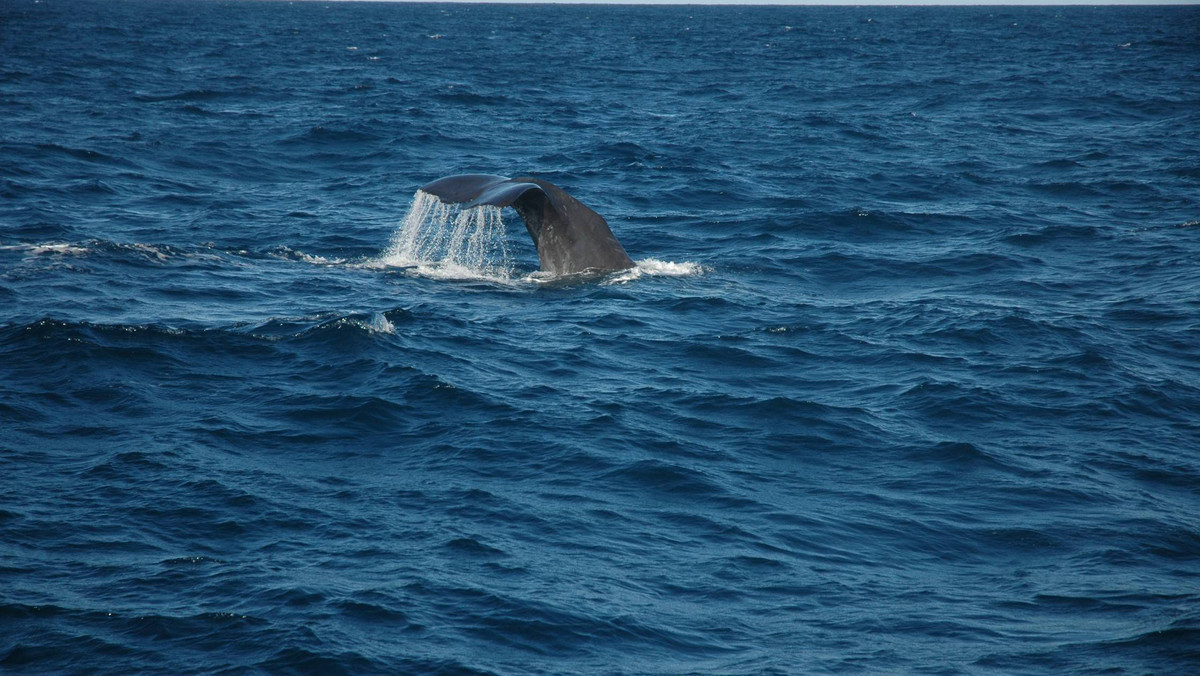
<box><xmin>419</xmin><ymin>174</ymin><xmax>634</xmax><ymax>275</ymax></box>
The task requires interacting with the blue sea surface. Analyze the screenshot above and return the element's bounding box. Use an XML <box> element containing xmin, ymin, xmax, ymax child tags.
<box><xmin>2</xmin><ymin>1</ymin><xmax>1199</xmax><ymax>673</ymax></box>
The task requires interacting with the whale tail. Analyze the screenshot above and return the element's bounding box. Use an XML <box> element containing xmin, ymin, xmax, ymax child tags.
<box><xmin>419</xmin><ymin>174</ymin><xmax>633</xmax><ymax>276</ymax></box>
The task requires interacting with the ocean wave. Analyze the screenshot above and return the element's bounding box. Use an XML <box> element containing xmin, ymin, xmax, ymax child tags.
<box><xmin>0</xmin><ymin>241</ymin><xmax>90</xmax><ymax>256</ymax></box>
<box><xmin>267</xmin><ymin>245</ymin><xmax>346</xmax><ymax>265</ymax></box>
<box><xmin>0</xmin><ymin>239</ymin><xmax>236</xmax><ymax>270</ymax></box>
<box><xmin>433</xmin><ymin>88</ymin><xmax>511</xmax><ymax>106</ymax></box>
<box><xmin>277</xmin><ymin>125</ymin><xmax>384</xmax><ymax>147</ymax></box>
<box><xmin>30</xmin><ymin>143</ymin><xmax>118</xmax><ymax>163</ymax></box>
<box><xmin>132</xmin><ymin>89</ymin><xmax>236</xmax><ymax>103</ymax></box>
<box><xmin>0</xmin><ymin>309</ymin><xmax>416</xmax><ymax>354</ymax></box>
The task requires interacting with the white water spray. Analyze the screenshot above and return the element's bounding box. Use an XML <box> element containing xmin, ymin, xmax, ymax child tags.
<box><xmin>372</xmin><ymin>190</ymin><xmax>514</xmax><ymax>281</ymax></box>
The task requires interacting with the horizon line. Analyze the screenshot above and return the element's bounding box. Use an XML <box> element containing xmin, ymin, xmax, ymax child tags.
<box><xmin>35</xmin><ymin>0</ymin><xmax>1200</xmax><ymax>9</ymax></box>
<box><xmin>271</xmin><ymin>1</ymin><xmax>1200</xmax><ymax>6</ymax></box>
<box><xmin>266</xmin><ymin>0</ymin><xmax>1200</xmax><ymax>5</ymax></box>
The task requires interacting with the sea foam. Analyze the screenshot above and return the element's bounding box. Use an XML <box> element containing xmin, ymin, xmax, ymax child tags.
<box><xmin>604</xmin><ymin>258</ymin><xmax>705</xmax><ymax>284</ymax></box>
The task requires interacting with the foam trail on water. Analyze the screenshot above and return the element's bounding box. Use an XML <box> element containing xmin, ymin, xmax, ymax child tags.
<box><xmin>603</xmin><ymin>258</ymin><xmax>705</xmax><ymax>284</ymax></box>
<box><xmin>0</xmin><ymin>242</ymin><xmax>90</xmax><ymax>256</ymax></box>
<box><xmin>369</xmin><ymin>191</ymin><xmax>513</xmax><ymax>281</ymax></box>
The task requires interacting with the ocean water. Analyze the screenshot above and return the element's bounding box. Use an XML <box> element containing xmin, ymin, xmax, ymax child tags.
<box><xmin>2</xmin><ymin>1</ymin><xmax>1199</xmax><ymax>673</ymax></box>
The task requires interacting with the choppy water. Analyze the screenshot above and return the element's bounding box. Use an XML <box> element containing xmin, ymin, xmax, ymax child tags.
<box><xmin>3</xmin><ymin>1</ymin><xmax>1199</xmax><ymax>673</ymax></box>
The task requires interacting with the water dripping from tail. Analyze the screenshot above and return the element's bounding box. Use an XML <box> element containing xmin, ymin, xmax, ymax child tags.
<box><xmin>372</xmin><ymin>190</ymin><xmax>516</xmax><ymax>281</ymax></box>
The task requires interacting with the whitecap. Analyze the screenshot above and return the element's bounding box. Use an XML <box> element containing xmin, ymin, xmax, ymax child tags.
<box><xmin>604</xmin><ymin>258</ymin><xmax>705</xmax><ymax>284</ymax></box>
<box><xmin>120</xmin><ymin>242</ymin><xmax>171</xmax><ymax>262</ymax></box>
<box><xmin>0</xmin><ymin>242</ymin><xmax>90</xmax><ymax>256</ymax></box>
<box><xmin>271</xmin><ymin>245</ymin><xmax>346</xmax><ymax>265</ymax></box>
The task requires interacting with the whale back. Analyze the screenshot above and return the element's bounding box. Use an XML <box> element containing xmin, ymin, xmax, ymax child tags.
<box><xmin>419</xmin><ymin>174</ymin><xmax>634</xmax><ymax>275</ymax></box>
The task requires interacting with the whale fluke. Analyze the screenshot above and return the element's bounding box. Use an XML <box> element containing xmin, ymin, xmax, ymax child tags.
<box><xmin>419</xmin><ymin>174</ymin><xmax>634</xmax><ymax>276</ymax></box>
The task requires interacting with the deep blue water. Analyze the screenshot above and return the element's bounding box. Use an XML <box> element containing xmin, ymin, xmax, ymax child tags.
<box><xmin>3</xmin><ymin>0</ymin><xmax>1200</xmax><ymax>673</ymax></box>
